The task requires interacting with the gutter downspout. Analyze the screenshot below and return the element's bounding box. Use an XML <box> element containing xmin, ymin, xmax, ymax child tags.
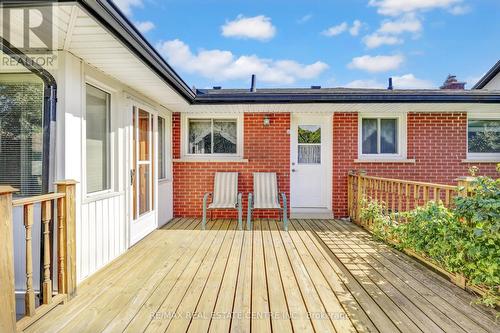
<box><xmin>1</xmin><ymin>37</ymin><xmax>57</xmax><ymax>194</ymax></box>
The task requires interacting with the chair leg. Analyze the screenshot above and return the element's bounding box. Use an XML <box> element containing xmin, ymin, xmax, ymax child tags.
<box><xmin>237</xmin><ymin>193</ymin><xmax>243</xmax><ymax>230</ymax></box>
<box><xmin>247</xmin><ymin>193</ymin><xmax>253</xmax><ymax>231</ymax></box>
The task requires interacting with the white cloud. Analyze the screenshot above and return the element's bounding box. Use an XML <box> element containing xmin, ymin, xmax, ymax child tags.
<box><xmin>323</xmin><ymin>20</ymin><xmax>363</xmax><ymax>37</ymax></box>
<box><xmin>346</xmin><ymin>74</ymin><xmax>434</xmax><ymax>89</ymax></box>
<box><xmin>221</xmin><ymin>15</ymin><xmax>276</xmax><ymax>41</ymax></box>
<box><xmin>363</xmin><ymin>34</ymin><xmax>403</xmax><ymax>48</ymax></box>
<box><xmin>378</xmin><ymin>15</ymin><xmax>422</xmax><ymax>35</ymax></box>
<box><xmin>157</xmin><ymin>39</ymin><xmax>329</xmax><ymax>84</ymax></box>
<box><xmin>368</xmin><ymin>0</ymin><xmax>462</xmax><ymax>16</ymax></box>
<box><xmin>322</xmin><ymin>22</ymin><xmax>348</xmax><ymax>36</ymax></box>
<box><xmin>298</xmin><ymin>14</ymin><xmax>313</xmax><ymax>24</ymax></box>
<box><xmin>345</xmin><ymin>74</ymin><xmax>434</xmax><ymax>89</ymax></box>
<box><xmin>392</xmin><ymin>74</ymin><xmax>434</xmax><ymax>88</ymax></box>
<box><xmin>349</xmin><ymin>20</ymin><xmax>363</xmax><ymax>36</ymax></box>
<box><xmin>345</xmin><ymin>79</ymin><xmax>385</xmax><ymax>89</ymax></box>
<box><xmin>113</xmin><ymin>0</ymin><xmax>143</xmax><ymax>16</ymax></box>
<box><xmin>134</xmin><ymin>20</ymin><xmax>155</xmax><ymax>33</ymax></box>
<box><xmin>348</xmin><ymin>54</ymin><xmax>404</xmax><ymax>72</ymax></box>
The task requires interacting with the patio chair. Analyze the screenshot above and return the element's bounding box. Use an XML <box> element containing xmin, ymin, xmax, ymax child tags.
<box><xmin>202</xmin><ymin>172</ymin><xmax>243</xmax><ymax>230</ymax></box>
<box><xmin>247</xmin><ymin>172</ymin><xmax>288</xmax><ymax>231</ymax></box>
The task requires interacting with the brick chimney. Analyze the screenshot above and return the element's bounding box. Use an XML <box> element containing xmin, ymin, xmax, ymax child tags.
<box><xmin>440</xmin><ymin>75</ymin><xmax>466</xmax><ymax>90</ymax></box>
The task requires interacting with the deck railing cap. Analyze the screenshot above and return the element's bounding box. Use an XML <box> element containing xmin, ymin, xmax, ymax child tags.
<box><xmin>454</xmin><ymin>176</ymin><xmax>476</xmax><ymax>182</ymax></box>
<box><xmin>0</xmin><ymin>186</ymin><xmax>18</xmax><ymax>195</ymax></box>
<box><xmin>54</xmin><ymin>180</ymin><xmax>79</xmax><ymax>185</ymax></box>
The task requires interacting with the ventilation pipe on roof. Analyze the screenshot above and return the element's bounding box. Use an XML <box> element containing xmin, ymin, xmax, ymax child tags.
<box><xmin>250</xmin><ymin>74</ymin><xmax>256</xmax><ymax>92</ymax></box>
<box><xmin>388</xmin><ymin>77</ymin><xmax>393</xmax><ymax>90</ymax></box>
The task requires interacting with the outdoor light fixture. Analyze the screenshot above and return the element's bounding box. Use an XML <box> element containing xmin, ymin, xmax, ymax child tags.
<box><xmin>263</xmin><ymin>115</ymin><xmax>270</xmax><ymax>126</ymax></box>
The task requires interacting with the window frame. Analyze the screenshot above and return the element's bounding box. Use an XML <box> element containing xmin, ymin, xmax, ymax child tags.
<box><xmin>83</xmin><ymin>80</ymin><xmax>113</xmax><ymax>197</ymax></box>
<box><xmin>181</xmin><ymin>113</ymin><xmax>244</xmax><ymax>160</ymax></box>
<box><xmin>357</xmin><ymin>112</ymin><xmax>407</xmax><ymax>161</ymax></box>
<box><xmin>466</xmin><ymin>112</ymin><xmax>500</xmax><ymax>161</ymax></box>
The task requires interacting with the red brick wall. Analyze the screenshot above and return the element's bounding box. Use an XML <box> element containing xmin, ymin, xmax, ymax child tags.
<box><xmin>173</xmin><ymin>113</ymin><xmax>290</xmax><ymax>218</ymax></box>
<box><xmin>332</xmin><ymin>112</ymin><xmax>499</xmax><ymax>217</ymax></box>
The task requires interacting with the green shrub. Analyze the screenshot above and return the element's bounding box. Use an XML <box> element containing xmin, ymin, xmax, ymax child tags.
<box><xmin>359</xmin><ymin>167</ymin><xmax>500</xmax><ymax>307</ymax></box>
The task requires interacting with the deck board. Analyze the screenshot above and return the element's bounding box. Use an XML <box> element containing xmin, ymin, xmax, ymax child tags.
<box><xmin>25</xmin><ymin>218</ymin><xmax>499</xmax><ymax>333</ymax></box>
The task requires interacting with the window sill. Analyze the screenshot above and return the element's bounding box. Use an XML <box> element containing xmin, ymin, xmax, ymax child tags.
<box><xmin>173</xmin><ymin>158</ymin><xmax>249</xmax><ymax>163</ymax></box>
<box><xmin>462</xmin><ymin>159</ymin><xmax>500</xmax><ymax>163</ymax></box>
<box><xmin>354</xmin><ymin>158</ymin><xmax>416</xmax><ymax>163</ymax></box>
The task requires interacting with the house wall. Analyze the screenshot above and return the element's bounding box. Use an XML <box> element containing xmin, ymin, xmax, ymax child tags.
<box><xmin>332</xmin><ymin>112</ymin><xmax>499</xmax><ymax>217</ymax></box>
<box><xmin>172</xmin><ymin>110</ymin><xmax>498</xmax><ymax>219</ymax></box>
<box><xmin>484</xmin><ymin>74</ymin><xmax>500</xmax><ymax>90</ymax></box>
<box><xmin>173</xmin><ymin>112</ymin><xmax>290</xmax><ymax>218</ymax></box>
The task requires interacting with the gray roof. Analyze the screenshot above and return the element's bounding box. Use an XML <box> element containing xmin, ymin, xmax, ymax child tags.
<box><xmin>194</xmin><ymin>87</ymin><xmax>500</xmax><ymax>104</ymax></box>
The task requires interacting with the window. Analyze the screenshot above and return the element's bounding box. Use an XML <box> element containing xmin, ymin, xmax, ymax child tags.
<box><xmin>0</xmin><ymin>74</ymin><xmax>44</xmax><ymax>196</ymax></box>
<box><xmin>362</xmin><ymin>118</ymin><xmax>398</xmax><ymax>154</ymax></box>
<box><xmin>468</xmin><ymin>118</ymin><xmax>500</xmax><ymax>158</ymax></box>
<box><xmin>85</xmin><ymin>84</ymin><xmax>110</xmax><ymax>194</ymax></box>
<box><xmin>158</xmin><ymin>116</ymin><xmax>166</xmax><ymax>179</ymax></box>
<box><xmin>358</xmin><ymin>114</ymin><xmax>406</xmax><ymax>160</ymax></box>
<box><xmin>298</xmin><ymin>125</ymin><xmax>321</xmax><ymax>164</ymax></box>
<box><xmin>188</xmin><ymin>118</ymin><xmax>237</xmax><ymax>155</ymax></box>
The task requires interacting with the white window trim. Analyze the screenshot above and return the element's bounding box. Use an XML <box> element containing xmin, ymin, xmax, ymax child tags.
<box><xmin>82</xmin><ymin>79</ymin><xmax>114</xmax><ymax>199</ymax></box>
<box><xmin>181</xmin><ymin>112</ymin><xmax>244</xmax><ymax>161</ymax></box>
<box><xmin>357</xmin><ymin>112</ymin><xmax>407</xmax><ymax>161</ymax></box>
<box><xmin>466</xmin><ymin>112</ymin><xmax>500</xmax><ymax>162</ymax></box>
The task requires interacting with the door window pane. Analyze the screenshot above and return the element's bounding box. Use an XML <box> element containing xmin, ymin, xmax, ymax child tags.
<box><xmin>468</xmin><ymin>119</ymin><xmax>500</xmax><ymax>153</ymax></box>
<box><xmin>362</xmin><ymin>119</ymin><xmax>378</xmax><ymax>154</ymax></box>
<box><xmin>158</xmin><ymin>116</ymin><xmax>166</xmax><ymax>179</ymax></box>
<box><xmin>138</xmin><ymin>110</ymin><xmax>150</xmax><ymax>161</ymax></box>
<box><xmin>138</xmin><ymin>164</ymin><xmax>150</xmax><ymax>215</ymax></box>
<box><xmin>298</xmin><ymin>145</ymin><xmax>321</xmax><ymax>164</ymax></box>
<box><xmin>188</xmin><ymin>119</ymin><xmax>211</xmax><ymax>154</ymax></box>
<box><xmin>86</xmin><ymin>84</ymin><xmax>110</xmax><ymax>193</ymax></box>
<box><xmin>214</xmin><ymin>120</ymin><xmax>237</xmax><ymax>153</ymax></box>
<box><xmin>0</xmin><ymin>74</ymin><xmax>44</xmax><ymax>196</ymax></box>
<box><xmin>298</xmin><ymin>125</ymin><xmax>321</xmax><ymax>143</ymax></box>
<box><xmin>380</xmin><ymin>119</ymin><xmax>397</xmax><ymax>153</ymax></box>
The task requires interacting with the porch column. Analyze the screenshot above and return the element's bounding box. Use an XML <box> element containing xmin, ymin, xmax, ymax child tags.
<box><xmin>0</xmin><ymin>186</ymin><xmax>18</xmax><ymax>332</ymax></box>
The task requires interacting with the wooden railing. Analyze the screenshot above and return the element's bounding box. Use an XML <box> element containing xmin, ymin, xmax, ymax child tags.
<box><xmin>347</xmin><ymin>170</ymin><xmax>474</xmax><ymax>226</ymax></box>
<box><xmin>0</xmin><ymin>180</ymin><xmax>77</xmax><ymax>332</ymax></box>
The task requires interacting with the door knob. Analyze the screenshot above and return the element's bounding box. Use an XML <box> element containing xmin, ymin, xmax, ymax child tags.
<box><xmin>292</xmin><ymin>169</ymin><xmax>297</xmax><ymax>172</ymax></box>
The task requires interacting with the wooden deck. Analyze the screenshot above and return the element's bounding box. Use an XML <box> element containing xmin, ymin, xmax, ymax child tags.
<box><xmin>25</xmin><ymin>218</ymin><xmax>498</xmax><ymax>333</ymax></box>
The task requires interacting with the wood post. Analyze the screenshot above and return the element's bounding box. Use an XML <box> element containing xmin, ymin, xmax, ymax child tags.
<box><xmin>41</xmin><ymin>200</ymin><xmax>52</xmax><ymax>305</ymax></box>
<box><xmin>55</xmin><ymin>180</ymin><xmax>78</xmax><ymax>299</ymax></box>
<box><xmin>456</xmin><ymin>176</ymin><xmax>475</xmax><ymax>197</ymax></box>
<box><xmin>0</xmin><ymin>186</ymin><xmax>18</xmax><ymax>333</ymax></box>
<box><xmin>355</xmin><ymin>170</ymin><xmax>367</xmax><ymax>224</ymax></box>
<box><xmin>24</xmin><ymin>204</ymin><xmax>36</xmax><ymax>316</ymax></box>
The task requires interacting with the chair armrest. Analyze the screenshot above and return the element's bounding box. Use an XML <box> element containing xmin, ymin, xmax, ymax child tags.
<box><xmin>203</xmin><ymin>192</ymin><xmax>213</xmax><ymax>205</ymax></box>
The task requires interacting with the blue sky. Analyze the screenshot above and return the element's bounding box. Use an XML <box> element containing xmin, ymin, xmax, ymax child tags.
<box><xmin>114</xmin><ymin>0</ymin><xmax>500</xmax><ymax>90</ymax></box>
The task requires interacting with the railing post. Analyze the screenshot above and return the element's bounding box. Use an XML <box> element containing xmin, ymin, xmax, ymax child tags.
<box><xmin>55</xmin><ymin>180</ymin><xmax>78</xmax><ymax>299</ymax></box>
<box><xmin>355</xmin><ymin>170</ymin><xmax>367</xmax><ymax>224</ymax></box>
<box><xmin>0</xmin><ymin>186</ymin><xmax>18</xmax><ymax>333</ymax></box>
<box><xmin>456</xmin><ymin>176</ymin><xmax>475</xmax><ymax>197</ymax></box>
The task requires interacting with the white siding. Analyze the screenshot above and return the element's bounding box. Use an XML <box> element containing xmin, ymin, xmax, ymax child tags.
<box><xmin>78</xmin><ymin>194</ymin><xmax>126</xmax><ymax>280</ymax></box>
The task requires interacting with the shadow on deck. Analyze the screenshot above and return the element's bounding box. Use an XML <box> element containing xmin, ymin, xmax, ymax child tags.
<box><xmin>24</xmin><ymin>218</ymin><xmax>498</xmax><ymax>333</ymax></box>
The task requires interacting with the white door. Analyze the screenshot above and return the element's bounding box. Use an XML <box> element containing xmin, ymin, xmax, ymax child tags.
<box><xmin>130</xmin><ymin>107</ymin><xmax>157</xmax><ymax>245</ymax></box>
<box><xmin>290</xmin><ymin>114</ymin><xmax>332</xmax><ymax>214</ymax></box>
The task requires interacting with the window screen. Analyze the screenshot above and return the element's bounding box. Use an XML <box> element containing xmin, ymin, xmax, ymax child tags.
<box><xmin>468</xmin><ymin>119</ymin><xmax>500</xmax><ymax>153</ymax></box>
<box><xmin>188</xmin><ymin>118</ymin><xmax>237</xmax><ymax>154</ymax></box>
<box><xmin>361</xmin><ymin>118</ymin><xmax>398</xmax><ymax>155</ymax></box>
<box><xmin>0</xmin><ymin>74</ymin><xmax>44</xmax><ymax>196</ymax></box>
<box><xmin>86</xmin><ymin>84</ymin><xmax>110</xmax><ymax>193</ymax></box>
